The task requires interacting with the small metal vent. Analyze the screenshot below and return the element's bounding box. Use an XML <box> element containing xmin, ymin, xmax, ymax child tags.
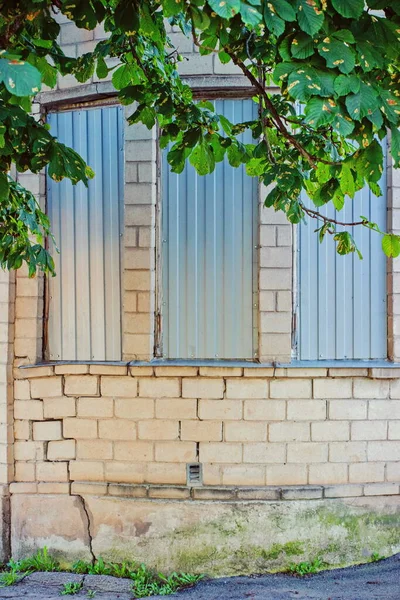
<box><xmin>187</xmin><ymin>463</ymin><xmax>202</xmax><ymax>486</ymax></box>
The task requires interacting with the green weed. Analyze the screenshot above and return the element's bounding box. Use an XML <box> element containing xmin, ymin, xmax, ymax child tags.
<box><xmin>109</xmin><ymin>561</ymin><xmax>136</xmax><ymax>578</ymax></box>
<box><xmin>70</xmin><ymin>560</ymin><xmax>89</xmax><ymax>575</ymax></box>
<box><xmin>0</xmin><ymin>569</ymin><xmax>23</xmax><ymax>587</ymax></box>
<box><xmin>131</xmin><ymin>564</ymin><xmax>203</xmax><ymax>597</ymax></box>
<box><xmin>370</xmin><ymin>552</ymin><xmax>385</xmax><ymax>562</ymax></box>
<box><xmin>86</xmin><ymin>591</ymin><xmax>96</xmax><ymax>598</ymax></box>
<box><xmin>60</xmin><ymin>581</ymin><xmax>83</xmax><ymax>595</ymax></box>
<box><xmin>71</xmin><ymin>558</ymin><xmax>135</xmax><ymax>578</ymax></box>
<box><xmin>288</xmin><ymin>558</ymin><xmax>326</xmax><ymax>576</ymax></box>
<box><xmin>13</xmin><ymin>547</ymin><xmax>60</xmax><ymax>573</ymax></box>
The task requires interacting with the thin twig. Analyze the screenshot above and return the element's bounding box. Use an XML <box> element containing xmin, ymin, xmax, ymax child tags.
<box><xmin>300</xmin><ymin>202</ymin><xmax>367</xmax><ymax>228</ymax></box>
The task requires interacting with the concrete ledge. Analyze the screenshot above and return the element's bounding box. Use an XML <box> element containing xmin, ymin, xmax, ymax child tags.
<box><xmin>11</xmin><ymin>482</ymin><xmax>400</xmax><ymax>501</ymax></box>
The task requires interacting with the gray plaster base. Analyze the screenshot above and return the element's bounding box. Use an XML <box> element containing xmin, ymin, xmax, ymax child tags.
<box><xmin>10</xmin><ymin>494</ymin><xmax>400</xmax><ymax>577</ymax></box>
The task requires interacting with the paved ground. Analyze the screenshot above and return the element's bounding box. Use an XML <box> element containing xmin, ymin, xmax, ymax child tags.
<box><xmin>0</xmin><ymin>554</ymin><xmax>398</xmax><ymax>599</ymax></box>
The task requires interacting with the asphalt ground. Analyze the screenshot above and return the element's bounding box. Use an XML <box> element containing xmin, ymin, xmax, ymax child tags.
<box><xmin>0</xmin><ymin>554</ymin><xmax>398</xmax><ymax>599</ymax></box>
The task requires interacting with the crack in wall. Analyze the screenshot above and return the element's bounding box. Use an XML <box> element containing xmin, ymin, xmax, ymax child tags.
<box><xmin>74</xmin><ymin>495</ymin><xmax>96</xmax><ymax>565</ymax></box>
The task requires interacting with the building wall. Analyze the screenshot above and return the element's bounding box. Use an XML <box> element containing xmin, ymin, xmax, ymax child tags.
<box><xmin>3</xmin><ymin>13</ymin><xmax>400</xmax><ymax>568</ymax></box>
<box><xmin>11</xmin><ymin>365</ymin><xmax>400</xmax><ymax>491</ymax></box>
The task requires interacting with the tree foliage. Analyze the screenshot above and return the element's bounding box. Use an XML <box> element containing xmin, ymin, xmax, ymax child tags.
<box><xmin>0</xmin><ymin>0</ymin><xmax>400</xmax><ymax>273</ymax></box>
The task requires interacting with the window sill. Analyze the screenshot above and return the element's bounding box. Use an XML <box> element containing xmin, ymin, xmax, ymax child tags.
<box><xmin>20</xmin><ymin>358</ymin><xmax>400</xmax><ymax>373</ymax></box>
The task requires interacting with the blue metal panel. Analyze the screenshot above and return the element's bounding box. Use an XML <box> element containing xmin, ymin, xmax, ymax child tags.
<box><xmin>162</xmin><ymin>99</ymin><xmax>258</xmax><ymax>359</ymax></box>
<box><xmin>47</xmin><ymin>106</ymin><xmax>124</xmax><ymax>360</ymax></box>
<box><xmin>298</xmin><ymin>144</ymin><xmax>387</xmax><ymax>360</ymax></box>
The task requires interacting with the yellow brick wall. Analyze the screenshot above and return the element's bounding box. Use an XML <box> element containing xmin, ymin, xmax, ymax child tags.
<box><xmin>11</xmin><ymin>365</ymin><xmax>400</xmax><ymax>492</ymax></box>
<box><xmin>5</xmin><ymin>15</ymin><xmax>400</xmax><ymax>505</ymax></box>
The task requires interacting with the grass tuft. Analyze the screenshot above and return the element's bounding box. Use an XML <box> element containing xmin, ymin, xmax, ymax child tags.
<box><xmin>288</xmin><ymin>558</ymin><xmax>326</xmax><ymax>576</ymax></box>
<box><xmin>10</xmin><ymin>547</ymin><xmax>60</xmax><ymax>573</ymax></box>
<box><xmin>60</xmin><ymin>581</ymin><xmax>83</xmax><ymax>596</ymax></box>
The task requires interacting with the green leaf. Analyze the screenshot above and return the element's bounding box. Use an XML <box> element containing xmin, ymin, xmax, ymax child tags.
<box><xmin>334</xmin><ymin>231</ymin><xmax>361</xmax><ymax>257</ymax></box>
<box><xmin>28</xmin><ymin>55</ymin><xmax>57</xmax><ymax>88</ymax></box>
<box><xmin>245</xmin><ymin>157</ymin><xmax>266</xmax><ymax>176</ymax></box>
<box><xmin>191</xmin><ymin>7</ymin><xmax>211</xmax><ymax>29</ymax></box>
<box><xmin>138</xmin><ymin>106</ymin><xmax>156</xmax><ymax>128</ymax></box>
<box><xmin>190</xmin><ymin>141</ymin><xmax>215</xmax><ymax>175</ymax></box>
<box><xmin>332</xmin><ymin>29</ymin><xmax>355</xmax><ymax>44</ymax></box>
<box><xmin>48</xmin><ymin>143</ymin><xmax>93</xmax><ymax>185</ymax></box>
<box><xmin>63</xmin><ymin>0</ymin><xmax>99</xmax><ymax>29</ymax></box>
<box><xmin>332</xmin><ymin>188</ymin><xmax>345</xmax><ymax>210</ymax></box>
<box><xmin>0</xmin><ymin>58</ymin><xmax>41</xmax><ymax>96</ymax></box>
<box><xmin>218</xmin><ymin>50</ymin><xmax>231</xmax><ymax>64</ymax></box>
<box><xmin>227</xmin><ymin>142</ymin><xmax>249</xmax><ymax>167</ymax></box>
<box><xmin>379</xmin><ymin>90</ymin><xmax>400</xmax><ymax>125</ymax></box>
<box><xmin>334</xmin><ymin>74</ymin><xmax>360</xmax><ymax>96</ymax></box>
<box><xmin>271</xmin><ymin>0</ymin><xmax>296</xmax><ymax>21</ymax></box>
<box><xmin>182</xmin><ymin>127</ymin><xmax>202</xmax><ymax>148</ymax></box>
<box><xmin>332</xmin><ymin>111</ymin><xmax>355</xmax><ymax>136</ymax></box>
<box><xmin>209</xmin><ymin>135</ymin><xmax>226</xmax><ymax>162</ymax></box>
<box><xmin>163</xmin><ymin>0</ymin><xmax>185</xmax><ymax>16</ymax></box>
<box><xmin>287</xmin><ymin>199</ymin><xmax>303</xmax><ymax>223</ymax></box>
<box><xmin>340</xmin><ymin>164</ymin><xmax>355</xmax><ymax>198</ymax></box>
<box><xmin>318</xmin><ymin>40</ymin><xmax>355</xmax><ymax>74</ymax></box>
<box><xmin>304</xmin><ymin>97</ymin><xmax>338</xmax><ymax>127</ymax></box>
<box><xmin>291</xmin><ymin>33</ymin><xmax>314</xmax><ymax>59</ymax></box>
<box><xmin>382</xmin><ymin>234</ymin><xmax>400</xmax><ymax>258</ymax></box>
<box><xmin>369</xmin><ymin>181</ymin><xmax>382</xmax><ymax>197</ymax></box>
<box><xmin>287</xmin><ymin>66</ymin><xmax>320</xmax><ymax>101</ymax></box>
<box><xmin>140</xmin><ymin>5</ymin><xmax>161</xmax><ymax>40</ymax></box>
<box><xmin>208</xmin><ymin>0</ymin><xmax>241</xmax><ymax>19</ymax></box>
<box><xmin>331</xmin><ymin>0</ymin><xmax>364</xmax><ymax>18</ymax></box>
<box><xmin>357</xmin><ymin>41</ymin><xmax>385</xmax><ymax>72</ymax></box>
<box><xmin>345</xmin><ymin>82</ymin><xmax>379</xmax><ymax>121</ymax></box>
<box><xmin>272</xmin><ymin>61</ymin><xmax>297</xmax><ymax>85</ymax></box>
<box><xmin>114</xmin><ymin>0</ymin><xmax>139</xmax><ymax>32</ymax></box>
<box><xmin>278</xmin><ymin>36</ymin><xmax>292</xmax><ymax>60</ymax></box>
<box><xmin>367</xmin><ymin>108</ymin><xmax>384</xmax><ymax>129</ymax></box>
<box><xmin>296</xmin><ymin>0</ymin><xmax>324</xmax><ymax>36</ymax></box>
<box><xmin>198</xmin><ymin>100</ymin><xmax>215</xmax><ymax>111</ymax></box>
<box><xmin>391</xmin><ymin>127</ymin><xmax>400</xmax><ymax>168</ymax></box>
<box><xmin>316</xmin><ymin>162</ymin><xmax>330</xmax><ymax>184</ymax></box>
<box><xmin>167</xmin><ymin>145</ymin><xmax>188</xmax><ymax>173</ymax></box>
<box><xmin>0</xmin><ymin>174</ymin><xmax>10</xmax><ymax>200</ymax></box>
<box><xmin>73</xmin><ymin>54</ymin><xmax>95</xmax><ymax>83</ymax></box>
<box><xmin>219</xmin><ymin>114</ymin><xmax>233</xmax><ymax>135</ymax></box>
<box><xmin>359</xmin><ymin>139</ymin><xmax>384</xmax><ymax>182</ymax></box>
<box><xmin>112</xmin><ymin>64</ymin><xmax>140</xmax><ymax>89</ymax></box>
<box><xmin>33</xmin><ymin>39</ymin><xmax>53</xmax><ymax>49</ymax></box>
<box><xmin>240</xmin><ymin>1</ymin><xmax>262</xmax><ymax>25</ymax></box>
<box><xmin>263</xmin><ymin>4</ymin><xmax>285</xmax><ymax>36</ymax></box>
<box><xmin>96</xmin><ymin>56</ymin><xmax>108</xmax><ymax>79</ymax></box>
<box><xmin>314</xmin><ymin>69</ymin><xmax>336</xmax><ymax>97</ymax></box>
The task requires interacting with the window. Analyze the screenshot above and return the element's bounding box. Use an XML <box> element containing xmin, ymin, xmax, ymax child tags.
<box><xmin>296</xmin><ymin>140</ymin><xmax>387</xmax><ymax>360</ymax></box>
<box><xmin>46</xmin><ymin>106</ymin><xmax>124</xmax><ymax>361</ymax></box>
<box><xmin>161</xmin><ymin>99</ymin><xmax>258</xmax><ymax>359</ymax></box>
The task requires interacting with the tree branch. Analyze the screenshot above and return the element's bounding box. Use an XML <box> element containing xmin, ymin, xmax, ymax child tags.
<box><xmin>226</xmin><ymin>52</ymin><xmax>322</xmax><ymax>167</ymax></box>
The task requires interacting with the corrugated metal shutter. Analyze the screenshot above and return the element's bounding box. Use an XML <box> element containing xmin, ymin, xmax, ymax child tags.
<box><xmin>162</xmin><ymin>99</ymin><xmax>258</xmax><ymax>359</ymax></box>
<box><xmin>298</xmin><ymin>145</ymin><xmax>387</xmax><ymax>360</ymax></box>
<box><xmin>47</xmin><ymin>106</ymin><xmax>124</xmax><ymax>361</ymax></box>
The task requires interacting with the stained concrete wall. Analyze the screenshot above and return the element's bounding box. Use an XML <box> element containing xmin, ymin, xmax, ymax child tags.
<box><xmin>11</xmin><ymin>492</ymin><xmax>400</xmax><ymax>576</ymax></box>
